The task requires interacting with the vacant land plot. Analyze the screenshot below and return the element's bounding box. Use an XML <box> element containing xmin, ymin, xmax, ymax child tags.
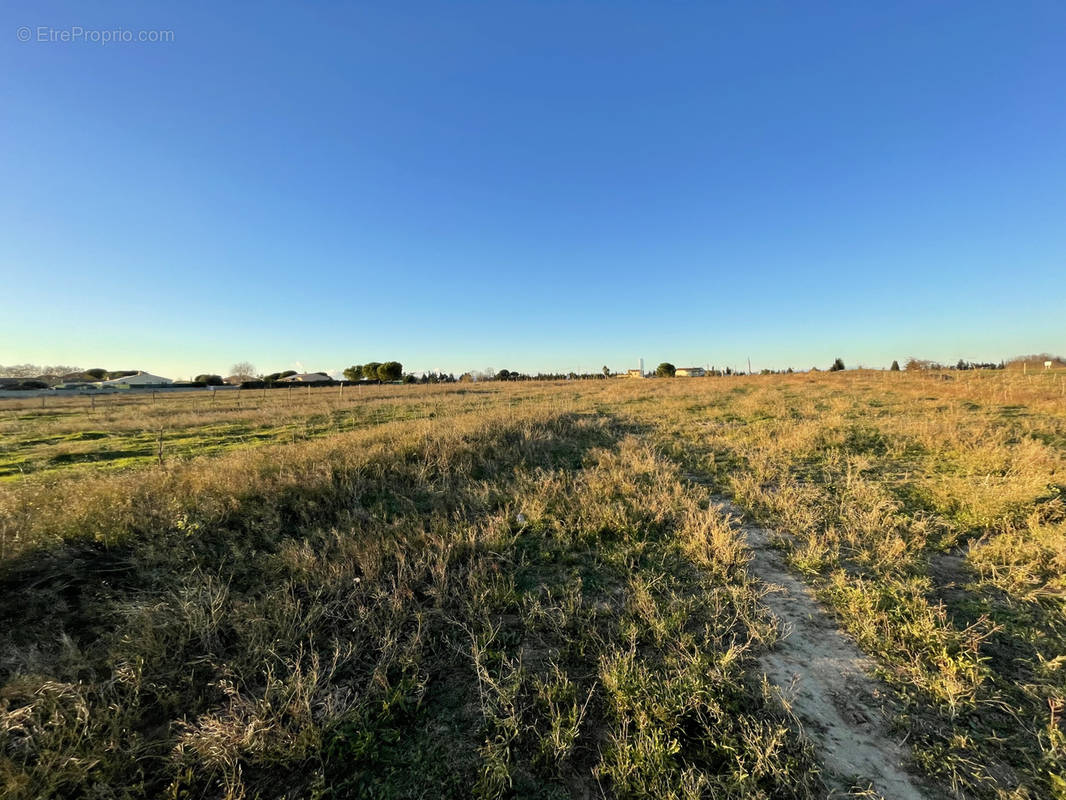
<box><xmin>1</xmin><ymin>372</ymin><xmax>1064</xmax><ymax>799</ymax></box>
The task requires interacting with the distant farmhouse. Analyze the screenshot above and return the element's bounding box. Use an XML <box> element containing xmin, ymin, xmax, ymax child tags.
<box><xmin>675</xmin><ymin>367</ymin><xmax>706</xmax><ymax>377</ymax></box>
<box><xmin>97</xmin><ymin>371</ymin><xmax>173</xmax><ymax>387</ymax></box>
<box><xmin>277</xmin><ymin>373</ymin><xmax>332</xmax><ymax>383</ymax></box>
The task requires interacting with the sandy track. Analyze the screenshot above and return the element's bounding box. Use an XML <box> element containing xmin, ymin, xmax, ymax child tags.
<box><xmin>716</xmin><ymin>500</ymin><xmax>929</xmax><ymax>800</ymax></box>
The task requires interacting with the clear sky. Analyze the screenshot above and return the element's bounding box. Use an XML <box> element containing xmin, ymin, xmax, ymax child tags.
<box><xmin>2</xmin><ymin>1</ymin><xmax>1064</xmax><ymax>378</ymax></box>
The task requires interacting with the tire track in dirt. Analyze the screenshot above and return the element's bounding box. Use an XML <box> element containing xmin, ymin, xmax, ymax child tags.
<box><xmin>715</xmin><ymin>499</ymin><xmax>929</xmax><ymax>800</ymax></box>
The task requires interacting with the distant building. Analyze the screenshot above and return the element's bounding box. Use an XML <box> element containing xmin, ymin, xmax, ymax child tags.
<box><xmin>277</xmin><ymin>373</ymin><xmax>332</xmax><ymax>383</ymax></box>
<box><xmin>96</xmin><ymin>371</ymin><xmax>173</xmax><ymax>387</ymax></box>
<box><xmin>623</xmin><ymin>369</ymin><xmax>644</xmax><ymax>379</ymax></box>
<box><xmin>675</xmin><ymin>367</ymin><xmax>706</xmax><ymax>377</ymax></box>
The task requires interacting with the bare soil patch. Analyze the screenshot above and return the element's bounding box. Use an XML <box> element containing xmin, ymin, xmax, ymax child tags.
<box><xmin>716</xmin><ymin>499</ymin><xmax>930</xmax><ymax>800</ymax></box>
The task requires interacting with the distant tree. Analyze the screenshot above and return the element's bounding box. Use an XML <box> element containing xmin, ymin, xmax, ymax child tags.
<box><xmin>496</xmin><ymin>369</ymin><xmax>511</xmax><ymax>381</ymax></box>
<box><xmin>85</xmin><ymin>368</ymin><xmax>107</xmax><ymax>379</ymax></box>
<box><xmin>403</xmin><ymin>374</ymin><xmax>418</xmax><ymax>384</ymax></box>
<box><xmin>195</xmin><ymin>374</ymin><xmax>224</xmax><ymax>386</ymax></box>
<box><xmin>655</xmin><ymin>362</ymin><xmax>676</xmax><ymax>378</ymax></box>
<box><xmin>602</xmin><ymin>365</ymin><xmax>610</xmax><ymax>379</ymax></box>
<box><xmin>786</xmin><ymin>367</ymin><xmax>794</xmax><ymax>374</ymax></box>
<box><xmin>0</xmin><ymin>364</ymin><xmax>46</xmax><ymax>378</ymax></box>
<box><xmin>829</xmin><ymin>358</ymin><xmax>845</xmax><ymax>372</ymax></box>
<box><xmin>905</xmin><ymin>358</ymin><xmax>943</xmax><ymax>371</ymax></box>
<box><xmin>230</xmin><ymin>362</ymin><xmax>256</xmax><ymax>382</ymax></box>
<box><xmin>0</xmin><ymin>363</ymin><xmax>80</xmax><ymax>377</ymax></box>
<box><xmin>377</xmin><ymin>361</ymin><xmax>403</xmax><ymax>381</ymax></box>
<box><xmin>956</xmin><ymin>359</ymin><xmax>968</xmax><ymax>371</ymax></box>
<box><xmin>890</xmin><ymin>360</ymin><xmax>900</xmax><ymax>372</ymax></box>
<box><xmin>343</xmin><ymin>365</ymin><xmax>363</xmax><ymax>382</ymax></box>
<box><xmin>362</xmin><ymin>362</ymin><xmax>382</xmax><ymax>380</ymax></box>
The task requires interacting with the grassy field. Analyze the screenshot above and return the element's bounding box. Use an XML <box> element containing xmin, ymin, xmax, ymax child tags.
<box><xmin>1</xmin><ymin>372</ymin><xmax>1064</xmax><ymax>799</ymax></box>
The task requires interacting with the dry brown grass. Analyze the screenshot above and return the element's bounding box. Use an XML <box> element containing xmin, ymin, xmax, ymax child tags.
<box><xmin>2</xmin><ymin>369</ymin><xmax>1065</xmax><ymax>798</ymax></box>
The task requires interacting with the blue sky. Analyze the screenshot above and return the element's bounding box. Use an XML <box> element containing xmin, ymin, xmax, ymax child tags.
<box><xmin>2</xmin><ymin>2</ymin><xmax>1064</xmax><ymax>378</ymax></box>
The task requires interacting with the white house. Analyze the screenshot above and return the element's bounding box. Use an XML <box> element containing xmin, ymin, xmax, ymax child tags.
<box><xmin>675</xmin><ymin>367</ymin><xmax>706</xmax><ymax>377</ymax></box>
<box><xmin>97</xmin><ymin>371</ymin><xmax>173</xmax><ymax>387</ymax></box>
<box><xmin>277</xmin><ymin>373</ymin><xmax>332</xmax><ymax>383</ymax></box>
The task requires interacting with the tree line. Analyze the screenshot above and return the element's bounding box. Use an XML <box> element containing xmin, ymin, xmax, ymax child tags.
<box><xmin>0</xmin><ymin>366</ymin><xmax>137</xmax><ymax>380</ymax></box>
<box><xmin>343</xmin><ymin>362</ymin><xmax>403</xmax><ymax>382</ymax></box>
<box><xmin>5</xmin><ymin>352</ymin><xmax>1062</xmax><ymax>392</ymax></box>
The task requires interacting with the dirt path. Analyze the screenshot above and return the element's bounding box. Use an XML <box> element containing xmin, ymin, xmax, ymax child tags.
<box><xmin>715</xmin><ymin>499</ymin><xmax>929</xmax><ymax>800</ymax></box>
